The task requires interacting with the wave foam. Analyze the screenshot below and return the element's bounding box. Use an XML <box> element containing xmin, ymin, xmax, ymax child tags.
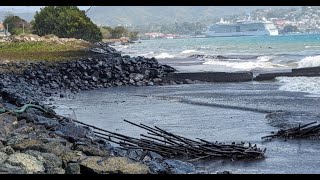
<box><xmin>155</xmin><ymin>53</ymin><xmax>175</xmax><ymax>59</ymax></box>
<box><xmin>277</xmin><ymin>77</ymin><xmax>320</xmax><ymax>96</ymax></box>
<box><xmin>297</xmin><ymin>55</ymin><xmax>320</xmax><ymax>68</ymax></box>
<box><xmin>180</xmin><ymin>49</ymin><xmax>201</xmax><ymax>54</ymax></box>
<box><xmin>257</xmin><ymin>56</ymin><xmax>274</xmax><ymax>62</ymax></box>
<box><xmin>203</xmin><ymin>58</ymin><xmax>286</xmax><ymax>71</ymax></box>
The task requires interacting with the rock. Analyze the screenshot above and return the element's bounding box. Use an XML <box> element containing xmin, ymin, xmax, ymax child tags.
<box><xmin>65</xmin><ymin>163</ymin><xmax>81</xmax><ymax>174</ymax></box>
<box><xmin>217</xmin><ymin>170</ymin><xmax>232</xmax><ymax>174</ymax></box>
<box><xmin>0</xmin><ymin>113</ymin><xmax>18</xmax><ymax>139</ymax></box>
<box><xmin>59</xmin><ymin>151</ymin><xmax>83</xmax><ymax>166</ymax></box>
<box><xmin>133</xmin><ymin>74</ymin><xmax>144</xmax><ymax>82</ymax></box>
<box><xmin>79</xmin><ymin>156</ymin><xmax>150</xmax><ymax>174</ymax></box>
<box><xmin>146</xmin><ymin>160</ymin><xmax>167</xmax><ymax>174</ymax></box>
<box><xmin>6</xmin><ymin>153</ymin><xmax>45</xmax><ymax>174</ymax></box>
<box><xmin>182</xmin><ymin>79</ymin><xmax>194</xmax><ymax>84</ymax></box>
<box><xmin>46</xmin><ymin>167</ymin><xmax>65</xmax><ymax>174</ymax></box>
<box><xmin>147</xmin><ymin>82</ymin><xmax>154</xmax><ymax>86</ymax></box>
<box><xmin>162</xmin><ymin>159</ymin><xmax>195</xmax><ymax>174</ymax></box>
<box><xmin>0</xmin><ymin>146</ymin><xmax>15</xmax><ymax>155</ymax></box>
<box><xmin>55</xmin><ymin>123</ymin><xmax>89</xmax><ymax>140</ymax></box>
<box><xmin>0</xmin><ymin>141</ymin><xmax>3</xmax><ymax>149</ymax></box>
<box><xmin>0</xmin><ymin>163</ymin><xmax>25</xmax><ymax>174</ymax></box>
<box><xmin>0</xmin><ymin>152</ymin><xmax>8</xmax><ymax>163</ymax></box>
<box><xmin>6</xmin><ymin>134</ymin><xmax>29</xmax><ymax>146</ymax></box>
<box><xmin>41</xmin><ymin>141</ymin><xmax>73</xmax><ymax>157</ymax></box>
<box><xmin>25</xmin><ymin>150</ymin><xmax>62</xmax><ymax>168</ymax></box>
<box><xmin>74</xmin><ymin>144</ymin><xmax>109</xmax><ymax>157</ymax></box>
<box><xmin>11</xmin><ymin>139</ymin><xmax>44</xmax><ymax>151</ymax></box>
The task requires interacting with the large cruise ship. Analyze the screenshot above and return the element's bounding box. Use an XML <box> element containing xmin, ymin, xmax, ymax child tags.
<box><xmin>204</xmin><ymin>18</ymin><xmax>279</xmax><ymax>37</ymax></box>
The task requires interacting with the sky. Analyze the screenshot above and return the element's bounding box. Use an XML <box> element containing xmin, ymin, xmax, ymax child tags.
<box><xmin>0</xmin><ymin>6</ymin><xmax>92</xmax><ymax>12</ymax></box>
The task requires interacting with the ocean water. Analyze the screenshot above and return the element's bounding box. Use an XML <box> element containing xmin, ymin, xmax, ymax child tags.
<box><xmin>114</xmin><ymin>34</ymin><xmax>320</xmax><ymax>96</ymax></box>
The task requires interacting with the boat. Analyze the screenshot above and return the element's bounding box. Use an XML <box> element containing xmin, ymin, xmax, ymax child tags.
<box><xmin>204</xmin><ymin>17</ymin><xmax>279</xmax><ymax>37</ymax></box>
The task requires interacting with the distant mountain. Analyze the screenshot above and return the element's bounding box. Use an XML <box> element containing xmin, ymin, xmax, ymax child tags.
<box><xmin>87</xmin><ymin>6</ymin><xmax>296</xmax><ymax>26</ymax></box>
<box><xmin>0</xmin><ymin>6</ymin><xmax>297</xmax><ymax>26</ymax></box>
<box><xmin>0</xmin><ymin>11</ymin><xmax>35</xmax><ymax>22</ymax></box>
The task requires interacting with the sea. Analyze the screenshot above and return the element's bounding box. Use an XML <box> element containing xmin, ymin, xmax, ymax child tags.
<box><xmin>51</xmin><ymin>34</ymin><xmax>320</xmax><ymax>174</ymax></box>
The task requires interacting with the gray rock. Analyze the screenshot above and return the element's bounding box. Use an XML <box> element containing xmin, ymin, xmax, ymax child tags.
<box><xmin>11</xmin><ymin>139</ymin><xmax>44</xmax><ymax>151</ymax></box>
<box><xmin>146</xmin><ymin>160</ymin><xmax>167</xmax><ymax>174</ymax></box>
<box><xmin>0</xmin><ymin>146</ymin><xmax>15</xmax><ymax>155</ymax></box>
<box><xmin>78</xmin><ymin>156</ymin><xmax>150</xmax><ymax>174</ymax></box>
<box><xmin>0</xmin><ymin>163</ymin><xmax>25</xmax><ymax>174</ymax></box>
<box><xmin>46</xmin><ymin>167</ymin><xmax>65</xmax><ymax>174</ymax></box>
<box><xmin>74</xmin><ymin>144</ymin><xmax>109</xmax><ymax>157</ymax></box>
<box><xmin>6</xmin><ymin>134</ymin><xmax>29</xmax><ymax>146</ymax></box>
<box><xmin>133</xmin><ymin>73</ymin><xmax>144</xmax><ymax>81</ymax></box>
<box><xmin>65</xmin><ymin>163</ymin><xmax>80</xmax><ymax>174</ymax></box>
<box><xmin>0</xmin><ymin>152</ymin><xmax>8</xmax><ymax>163</ymax></box>
<box><xmin>163</xmin><ymin>159</ymin><xmax>195</xmax><ymax>174</ymax></box>
<box><xmin>6</xmin><ymin>153</ymin><xmax>45</xmax><ymax>174</ymax></box>
<box><xmin>25</xmin><ymin>150</ymin><xmax>62</xmax><ymax>168</ymax></box>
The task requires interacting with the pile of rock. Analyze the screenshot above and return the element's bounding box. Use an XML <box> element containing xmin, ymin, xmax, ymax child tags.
<box><xmin>0</xmin><ymin>42</ymin><xmax>177</xmax><ymax>104</ymax></box>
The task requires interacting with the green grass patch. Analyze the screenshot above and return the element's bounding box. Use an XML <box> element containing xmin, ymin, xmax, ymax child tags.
<box><xmin>0</xmin><ymin>41</ymin><xmax>93</xmax><ymax>62</ymax></box>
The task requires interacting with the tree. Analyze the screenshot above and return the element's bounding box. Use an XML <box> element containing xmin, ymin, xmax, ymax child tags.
<box><xmin>32</xmin><ymin>6</ymin><xmax>102</xmax><ymax>42</ymax></box>
<box><xmin>100</xmin><ymin>26</ymin><xmax>113</xmax><ymax>39</ymax></box>
<box><xmin>111</xmin><ymin>26</ymin><xmax>128</xmax><ymax>39</ymax></box>
<box><xmin>3</xmin><ymin>15</ymin><xmax>31</xmax><ymax>35</ymax></box>
<box><xmin>283</xmin><ymin>25</ymin><xmax>299</xmax><ymax>33</ymax></box>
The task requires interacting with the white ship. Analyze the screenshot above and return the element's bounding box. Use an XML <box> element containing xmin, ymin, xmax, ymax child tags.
<box><xmin>204</xmin><ymin>17</ymin><xmax>279</xmax><ymax>37</ymax></box>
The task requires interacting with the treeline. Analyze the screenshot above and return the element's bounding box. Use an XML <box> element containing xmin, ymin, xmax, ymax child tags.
<box><xmin>2</xmin><ymin>6</ymin><xmax>140</xmax><ymax>43</ymax></box>
<box><xmin>134</xmin><ymin>22</ymin><xmax>207</xmax><ymax>35</ymax></box>
<box><xmin>100</xmin><ymin>26</ymin><xmax>139</xmax><ymax>40</ymax></box>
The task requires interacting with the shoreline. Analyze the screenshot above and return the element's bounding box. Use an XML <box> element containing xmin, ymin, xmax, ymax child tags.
<box><xmin>0</xmin><ymin>41</ymin><xmax>319</xmax><ymax>174</ymax></box>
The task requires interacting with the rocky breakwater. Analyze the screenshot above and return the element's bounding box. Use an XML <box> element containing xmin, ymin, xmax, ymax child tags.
<box><xmin>254</xmin><ymin>66</ymin><xmax>320</xmax><ymax>81</ymax></box>
<box><xmin>0</xmin><ymin>42</ymin><xmax>177</xmax><ymax>105</ymax></box>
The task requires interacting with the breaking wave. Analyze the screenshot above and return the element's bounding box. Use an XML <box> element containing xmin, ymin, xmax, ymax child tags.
<box><xmin>297</xmin><ymin>55</ymin><xmax>320</xmax><ymax>68</ymax></box>
<box><xmin>155</xmin><ymin>53</ymin><xmax>175</xmax><ymax>59</ymax></box>
<box><xmin>277</xmin><ymin>77</ymin><xmax>320</xmax><ymax>96</ymax></box>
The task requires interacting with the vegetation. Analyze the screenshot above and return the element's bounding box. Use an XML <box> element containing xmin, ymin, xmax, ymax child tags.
<box><xmin>100</xmin><ymin>26</ymin><xmax>139</xmax><ymax>40</ymax></box>
<box><xmin>282</xmin><ymin>25</ymin><xmax>299</xmax><ymax>33</ymax></box>
<box><xmin>32</xmin><ymin>6</ymin><xmax>102</xmax><ymax>42</ymax></box>
<box><xmin>134</xmin><ymin>22</ymin><xmax>206</xmax><ymax>35</ymax></box>
<box><xmin>0</xmin><ymin>41</ymin><xmax>92</xmax><ymax>62</ymax></box>
<box><xmin>3</xmin><ymin>15</ymin><xmax>32</xmax><ymax>35</ymax></box>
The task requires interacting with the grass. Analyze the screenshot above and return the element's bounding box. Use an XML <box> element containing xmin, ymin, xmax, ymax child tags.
<box><xmin>0</xmin><ymin>41</ymin><xmax>94</xmax><ymax>62</ymax></box>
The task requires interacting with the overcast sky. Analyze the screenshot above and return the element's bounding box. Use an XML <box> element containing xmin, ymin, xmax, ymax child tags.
<box><xmin>0</xmin><ymin>6</ymin><xmax>92</xmax><ymax>12</ymax></box>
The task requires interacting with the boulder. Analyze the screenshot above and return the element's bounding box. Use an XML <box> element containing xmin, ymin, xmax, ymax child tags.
<box><xmin>0</xmin><ymin>113</ymin><xmax>18</xmax><ymax>139</ymax></box>
<box><xmin>46</xmin><ymin>167</ymin><xmax>65</xmax><ymax>174</ymax></box>
<box><xmin>74</xmin><ymin>144</ymin><xmax>109</xmax><ymax>157</ymax></box>
<box><xmin>0</xmin><ymin>152</ymin><xmax>8</xmax><ymax>164</ymax></box>
<box><xmin>0</xmin><ymin>163</ymin><xmax>25</xmax><ymax>174</ymax></box>
<box><xmin>79</xmin><ymin>156</ymin><xmax>150</xmax><ymax>174</ymax></box>
<box><xmin>0</xmin><ymin>146</ymin><xmax>15</xmax><ymax>155</ymax></box>
<box><xmin>162</xmin><ymin>159</ymin><xmax>195</xmax><ymax>174</ymax></box>
<box><xmin>25</xmin><ymin>150</ymin><xmax>62</xmax><ymax>168</ymax></box>
<box><xmin>65</xmin><ymin>163</ymin><xmax>81</xmax><ymax>174</ymax></box>
<box><xmin>6</xmin><ymin>153</ymin><xmax>45</xmax><ymax>174</ymax></box>
<box><xmin>11</xmin><ymin>139</ymin><xmax>44</xmax><ymax>151</ymax></box>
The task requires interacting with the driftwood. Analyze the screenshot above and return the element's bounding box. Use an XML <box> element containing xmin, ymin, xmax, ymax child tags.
<box><xmin>262</xmin><ymin>121</ymin><xmax>320</xmax><ymax>140</ymax></box>
<box><xmin>72</xmin><ymin>118</ymin><xmax>265</xmax><ymax>161</ymax></box>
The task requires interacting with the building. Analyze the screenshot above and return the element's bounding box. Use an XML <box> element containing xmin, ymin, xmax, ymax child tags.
<box><xmin>0</xmin><ymin>23</ymin><xmax>11</xmax><ymax>37</ymax></box>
